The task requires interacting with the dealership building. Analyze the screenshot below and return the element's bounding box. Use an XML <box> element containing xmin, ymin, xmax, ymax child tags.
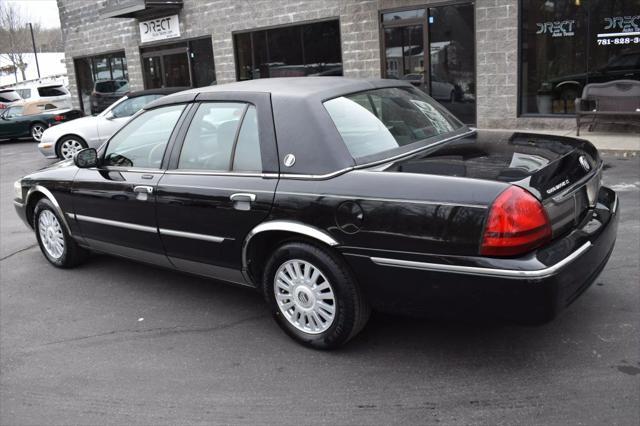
<box><xmin>56</xmin><ymin>0</ymin><xmax>639</xmax><ymax>129</ymax></box>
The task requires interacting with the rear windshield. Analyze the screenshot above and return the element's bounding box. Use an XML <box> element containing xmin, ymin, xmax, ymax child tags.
<box><xmin>37</xmin><ymin>85</ymin><xmax>68</xmax><ymax>97</ymax></box>
<box><xmin>95</xmin><ymin>80</ymin><xmax>128</xmax><ymax>93</ymax></box>
<box><xmin>0</xmin><ymin>90</ymin><xmax>21</xmax><ymax>103</ymax></box>
<box><xmin>323</xmin><ymin>87</ymin><xmax>463</xmax><ymax>160</ymax></box>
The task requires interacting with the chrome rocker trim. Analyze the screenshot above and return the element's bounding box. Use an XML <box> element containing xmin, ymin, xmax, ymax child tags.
<box><xmin>74</xmin><ymin>214</ymin><xmax>157</xmax><ymax>233</ymax></box>
<box><xmin>370</xmin><ymin>241</ymin><xmax>592</xmax><ymax>279</ymax></box>
<box><xmin>159</xmin><ymin>228</ymin><xmax>225</xmax><ymax>243</ymax></box>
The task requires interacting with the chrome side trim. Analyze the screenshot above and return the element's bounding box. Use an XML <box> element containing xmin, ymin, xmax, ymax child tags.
<box><xmin>159</xmin><ymin>228</ymin><xmax>225</xmax><ymax>243</ymax></box>
<box><xmin>241</xmin><ymin>220</ymin><xmax>339</xmax><ymax>283</ymax></box>
<box><xmin>164</xmin><ymin>170</ymin><xmax>279</xmax><ymax>178</ymax></box>
<box><xmin>279</xmin><ymin>167</ymin><xmax>354</xmax><ymax>181</ymax></box>
<box><xmin>353</xmin><ymin>129</ymin><xmax>476</xmax><ymax>171</ymax></box>
<box><xmin>26</xmin><ymin>185</ymin><xmax>72</xmax><ymax>234</ymax></box>
<box><xmin>276</xmin><ymin>191</ymin><xmax>487</xmax><ymax>209</ymax></box>
<box><xmin>74</xmin><ymin>214</ymin><xmax>157</xmax><ymax>233</ymax></box>
<box><xmin>370</xmin><ymin>241</ymin><xmax>592</xmax><ymax>279</ymax></box>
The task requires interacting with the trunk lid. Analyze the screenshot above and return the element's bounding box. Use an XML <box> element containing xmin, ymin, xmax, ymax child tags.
<box><xmin>382</xmin><ymin>130</ymin><xmax>602</xmax><ymax>237</ymax></box>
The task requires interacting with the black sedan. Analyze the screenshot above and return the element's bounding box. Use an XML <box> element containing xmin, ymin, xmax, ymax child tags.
<box><xmin>13</xmin><ymin>78</ymin><xmax>618</xmax><ymax>349</ymax></box>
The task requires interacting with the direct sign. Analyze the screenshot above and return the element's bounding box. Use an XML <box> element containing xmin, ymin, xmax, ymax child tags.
<box><xmin>139</xmin><ymin>14</ymin><xmax>180</xmax><ymax>43</ymax></box>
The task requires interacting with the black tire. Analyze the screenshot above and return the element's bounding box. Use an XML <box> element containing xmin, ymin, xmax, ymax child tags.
<box><xmin>33</xmin><ymin>198</ymin><xmax>88</xmax><ymax>268</ymax></box>
<box><xmin>56</xmin><ymin>135</ymin><xmax>87</xmax><ymax>160</ymax></box>
<box><xmin>30</xmin><ymin>122</ymin><xmax>47</xmax><ymax>142</ymax></box>
<box><xmin>262</xmin><ymin>241</ymin><xmax>371</xmax><ymax>349</ymax></box>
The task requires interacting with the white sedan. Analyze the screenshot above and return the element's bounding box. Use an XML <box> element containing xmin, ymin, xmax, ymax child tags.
<box><xmin>38</xmin><ymin>89</ymin><xmax>177</xmax><ymax>159</ymax></box>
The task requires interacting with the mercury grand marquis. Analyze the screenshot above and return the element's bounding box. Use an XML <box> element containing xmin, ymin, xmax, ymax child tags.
<box><xmin>13</xmin><ymin>78</ymin><xmax>619</xmax><ymax>349</ymax></box>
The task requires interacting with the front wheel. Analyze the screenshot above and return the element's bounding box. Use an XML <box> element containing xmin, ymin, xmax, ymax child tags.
<box><xmin>263</xmin><ymin>241</ymin><xmax>370</xmax><ymax>349</ymax></box>
<box><xmin>34</xmin><ymin>199</ymin><xmax>88</xmax><ymax>268</ymax></box>
<box><xmin>57</xmin><ymin>136</ymin><xmax>87</xmax><ymax>160</ymax></box>
<box><xmin>30</xmin><ymin>123</ymin><xmax>46</xmax><ymax>142</ymax></box>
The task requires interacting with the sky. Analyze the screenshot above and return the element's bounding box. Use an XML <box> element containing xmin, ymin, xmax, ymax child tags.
<box><xmin>5</xmin><ymin>0</ymin><xmax>61</xmax><ymax>29</ymax></box>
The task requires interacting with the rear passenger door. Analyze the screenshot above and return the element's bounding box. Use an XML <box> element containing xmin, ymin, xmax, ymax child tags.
<box><xmin>155</xmin><ymin>93</ymin><xmax>279</xmax><ymax>284</ymax></box>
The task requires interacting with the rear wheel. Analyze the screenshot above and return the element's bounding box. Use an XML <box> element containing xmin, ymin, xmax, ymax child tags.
<box><xmin>30</xmin><ymin>123</ymin><xmax>46</xmax><ymax>142</ymax></box>
<box><xmin>57</xmin><ymin>136</ymin><xmax>87</xmax><ymax>160</ymax></box>
<box><xmin>263</xmin><ymin>241</ymin><xmax>370</xmax><ymax>349</ymax></box>
<box><xmin>34</xmin><ymin>198</ymin><xmax>88</xmax><ymax>268</ymax></box>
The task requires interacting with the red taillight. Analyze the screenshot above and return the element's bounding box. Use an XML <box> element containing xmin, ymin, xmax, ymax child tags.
<box><xmin>0</xmin><ymin>104</ymin><xmax>6</xmax><ymax>109</ymax></box>
<box><xmin>480</xmin><ymin>186</ymin><xmax>551</xmax><ymax>257</ymax></box>
<box><xmin>54</xmin><ymin>115</ymin><xmax>65</xmax><ymax>121</ymax></box>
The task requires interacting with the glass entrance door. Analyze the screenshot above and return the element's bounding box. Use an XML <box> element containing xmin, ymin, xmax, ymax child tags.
<box><xmin>381</xmin><ymin>3</ymin><xmax>476</xmax><ymax>125</ymax></box>
<box><xmin>428</xmin><ymin>3</ymin><xmax>476</xmax><ymax>126</ymax></box>
<box><xmin>384</xmin><ymin>25</ymin><xmax>427</xmax><ymax>91</ymax></box>
<box><xmin>142</xmin><ymin>47</ymin><xmax>191</xmax><ymax>89</ymax></box>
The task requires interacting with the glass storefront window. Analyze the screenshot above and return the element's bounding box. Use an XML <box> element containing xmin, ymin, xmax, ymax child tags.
<box><xmin>233</xmin><ymin>20</ymin><xmax>343</xmax><ymax>80</ymax></box>
<box><xmin>73</xmin><ymin>51</ymin><xmax>128</xmax><ymax>114</ymax></box>
<box><xmin>520</xmin><ymin>0</ymin><xmax>640</xmax><ymax>115</ymax></box>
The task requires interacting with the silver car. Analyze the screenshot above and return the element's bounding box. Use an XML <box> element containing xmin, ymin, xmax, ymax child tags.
<box><xmin>38</xmin><ymin>88</ymin><xmax>179</xmax><ymax>159</ymax></box>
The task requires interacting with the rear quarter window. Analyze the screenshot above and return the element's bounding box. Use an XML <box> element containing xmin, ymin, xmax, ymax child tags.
<box><xmin>323</xmin><ymin>87</ymin><xmax>462</xmax><ymax>160</ymax></box>
<box><xmin>37</xmin><ymin>86</ymin><xmax>68</xmax><ymax>97</ymax></box>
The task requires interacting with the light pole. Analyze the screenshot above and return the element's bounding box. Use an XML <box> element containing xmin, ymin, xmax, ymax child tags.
<box><xmin>28</xmin><ymin>22</ymin><xmax>41</xmax><ymax>79</ymax></box>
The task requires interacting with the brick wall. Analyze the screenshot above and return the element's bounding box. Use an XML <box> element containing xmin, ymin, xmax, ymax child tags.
<box><xmin>57</xmin><ymin>0</ymin><xmax>383</xmax><ymax>110</ymax></box>
<box><xmin>56</xmin><ymin>0</ymin><xmax>574</xmax><ymax>130</ymax></box>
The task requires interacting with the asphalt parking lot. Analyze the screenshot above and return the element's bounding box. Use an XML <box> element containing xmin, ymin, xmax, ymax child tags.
<box><xmin>1</xmin><ymin>140</ymin><xmax>638</xmax><ymax>425</ymax></box>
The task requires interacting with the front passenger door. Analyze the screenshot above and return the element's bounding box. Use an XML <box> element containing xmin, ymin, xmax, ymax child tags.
<box><xmin>69</xmin><ymin>104</ymin><xmax>187</xmax><ymax>266</ymax></box>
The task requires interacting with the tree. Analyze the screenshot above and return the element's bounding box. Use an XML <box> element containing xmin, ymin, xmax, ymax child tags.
<box><xmin>0</xmin><ymin>0</ymin><xmax>30</xmax><ymax>81</ymax></box>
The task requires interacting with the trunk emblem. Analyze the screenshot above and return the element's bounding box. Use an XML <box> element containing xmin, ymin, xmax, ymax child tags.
<box><xmin>579</xmin><ymin>155</ymin><xmax>591</xmax><ymax>172</ymax></box>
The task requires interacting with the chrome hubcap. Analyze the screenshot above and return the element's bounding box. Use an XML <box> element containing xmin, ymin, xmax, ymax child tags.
<box><xmin>32</xmin><ymin>125</ymin><xmax>44</xmax><ymax>141</ymax></box>
<box><xmin>38</xmin><ymin>210</ymin><xmax>64</xmax><ymax>259</ymax></box>
<box><xmin>60</xmin><ymin>139</ymin><xmax>83</xmax><ymax>159</ymax></box>
<box><xmin>274</xmin><ymin>259</ymin><xmax>336</xmax><ymax>334</ymax></box>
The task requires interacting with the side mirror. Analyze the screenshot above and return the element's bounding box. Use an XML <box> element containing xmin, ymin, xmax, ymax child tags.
<box><xmin>74</xmin><ymin>148</ymin><xmax>98</xmax><ymax>168</ymax></box>
<box><xmin>104</xmin><ymin>110</ymin><xmax>115</xmax><ymax>120</ymax></box>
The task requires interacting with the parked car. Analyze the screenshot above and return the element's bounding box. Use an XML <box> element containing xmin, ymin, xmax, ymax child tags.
<box><xmin>0</xmin><ymin>88</ymin><xmax>22</xmax><ymax>109</ymax></box>
<box><xmin>89</xmin><ymin>79</ymin><xmax>129</xmax><ymax>114</ymax></box>
<box><xmin>13</xmin><ymin>83</ymin><xmax>72</xmax><ymax>109</ymax></box>
<box><xmin>39</xmin><ymin>88</ymin><xmax>181</xmax><ymax>159</ymax></box>
<box><xmin>0</xmin><ymin>100</ymin><xmax>83</xmax><ymax>142</ymax></box>
<box><xmin>402</xmin><ymin>73</ymin><xmax>457</xmax><ymax>101</ymax></box>
<box><xmin>13</xmin><ymin>78</ymin><xmax>618</xmax><ymax>349</ymax></box>
<box><xmin>544</xmin><ymin>50</ymin><xmax>640</xmax><ymax>104</ymax></box>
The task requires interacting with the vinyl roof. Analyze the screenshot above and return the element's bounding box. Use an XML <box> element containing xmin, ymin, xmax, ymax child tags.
<box><xmin>149</xmin><ymin>77</ymin><xmax>413</xmax><ymax>106</ymax></box>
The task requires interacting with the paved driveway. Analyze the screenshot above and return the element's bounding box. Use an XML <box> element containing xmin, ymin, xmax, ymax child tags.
<box><xmin>1</xmin><ymin>141</ymin><xmax>638</xmax><ymax>425</ymax></box>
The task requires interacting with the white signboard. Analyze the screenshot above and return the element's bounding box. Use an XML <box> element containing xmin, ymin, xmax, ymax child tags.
<box><xmin>139</xmin><ymin>14</ymin><xmax>180</xmax><ymax>43</ymax></box>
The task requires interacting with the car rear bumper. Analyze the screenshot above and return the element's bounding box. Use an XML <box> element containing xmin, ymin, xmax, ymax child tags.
<box><xmin>343</xmin><ymin>186</ymin><xmax>619</xmax><ymax>322</ymax></box>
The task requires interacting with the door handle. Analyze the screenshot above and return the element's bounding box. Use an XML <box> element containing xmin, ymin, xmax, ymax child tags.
<box><xmin>134</xmin><ymin>186</ymin><xmax>154</xmax><ymax>194</ymax></box>
<box><xmin>133</xmin><ymin>185</ymin><xmax>153</xmax><ymax>201</ymax></box>
<box><xmin>230</xmin><ymin>193</ymin><xmax>256</xmax><ymax>202</ymax></box>
<box><xmin>230</xmin><ymin>193</ymin><xmax>256</xmax><ymax>211</ymax></box>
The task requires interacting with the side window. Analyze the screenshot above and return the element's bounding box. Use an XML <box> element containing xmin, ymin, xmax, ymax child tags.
<box><xmin>104</xmin><ymin>104</ymin><xmax>184</xmax><ymax>168</ymax></box>
<box><xmin>178</xmin><ymin>102</ymin><xmax>246</xmax><ymax>171</ymax></box>
<box><xmin>232</xmin><ymin>106</ymin><xmax>261</xmax><ymax>172</ymax></box>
